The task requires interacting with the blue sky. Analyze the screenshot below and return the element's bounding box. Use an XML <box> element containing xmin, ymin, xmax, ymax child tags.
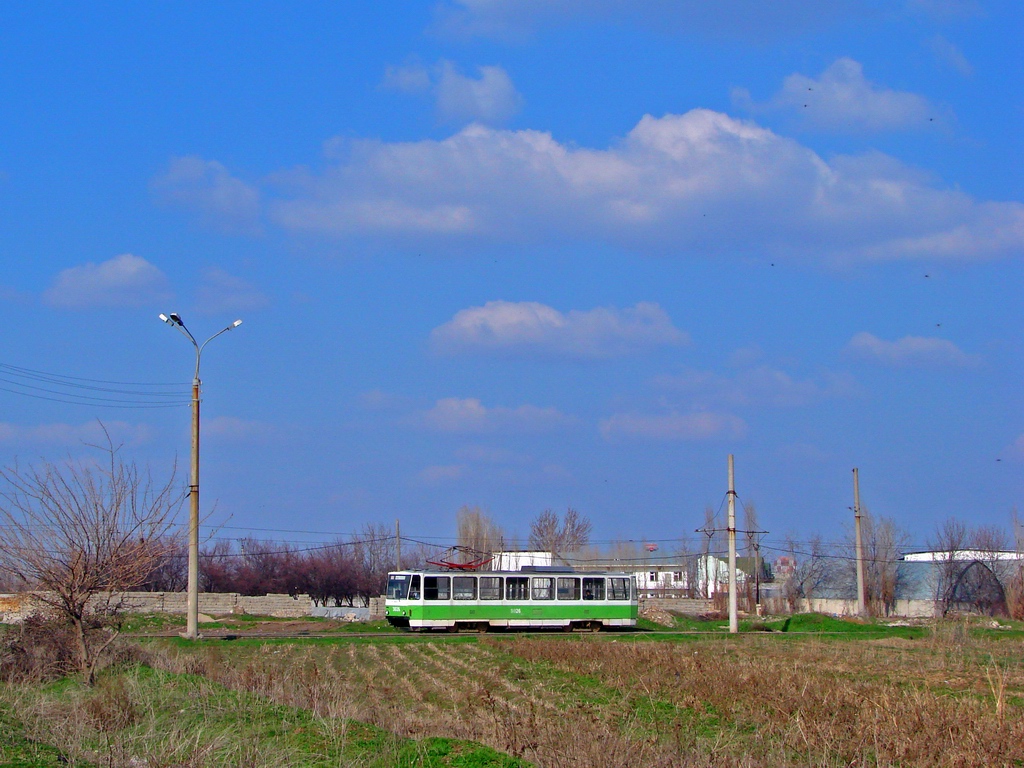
<box><xmin>1</xmin><ymin>1</ymin><xmax>1021</xmax><ymax>554</ymax></box>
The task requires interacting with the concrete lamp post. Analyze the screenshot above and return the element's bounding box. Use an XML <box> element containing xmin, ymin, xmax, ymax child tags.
<box><xmin>159</xmin><ymin>313</ymin><xmax>242</xmax><ymax>640</ymax></box>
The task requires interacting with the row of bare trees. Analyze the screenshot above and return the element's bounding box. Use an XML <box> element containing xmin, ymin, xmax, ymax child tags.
<box><xmin>454</xmin><ymin>505</ymin><xmax>593</xmax><ymax>566</ymax></box>
<box><xmin>186</xmin><ymin>525</ymin><xmax>398</xmax><ymax>607</ymax></box>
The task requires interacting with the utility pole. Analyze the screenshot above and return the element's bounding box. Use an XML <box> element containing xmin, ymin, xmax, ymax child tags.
<box><xmin>728</xmin><ymin>454</ymin><xmax>738</xmax><ymax>634</ymax></box>
<box><xmin>853</xmin><ymin>467</ymin><xmax>867</xmax><ymax>617</ymax></box>
<box><xmin>396</xmin><ymin>518</ymin><xmax>401</xmax><ymax>571</ymax></box>
<box><xmin>753</xmin><ymin>534</ymin><xmax>761</xmax><ymax>608</ymax></box>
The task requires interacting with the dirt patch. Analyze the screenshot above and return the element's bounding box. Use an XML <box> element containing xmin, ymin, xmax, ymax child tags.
<box><xmin>639</xmin><ymin>605</ymin><xmax>675</xmax><ymax>626</ymax></box>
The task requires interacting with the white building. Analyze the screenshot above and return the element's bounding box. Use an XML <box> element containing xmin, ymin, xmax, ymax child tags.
<box><xmin>490</xmin><ymin>551</ymin><xmax>553</xmax><ymax>571</ymax></box>
<box><xmin>489</xmin><ymin>551</ymin><xmax>748</xmax><ymax>597</ymax></box>
<box><xmin>632</xmin><ymin>555</ymin><xmax>747</xmax><ymax>597</ymax></box>
<box><xmin>902</xmin><ymin>550</ymin><xmax>1023</xmax><ymax>562</ymax></box>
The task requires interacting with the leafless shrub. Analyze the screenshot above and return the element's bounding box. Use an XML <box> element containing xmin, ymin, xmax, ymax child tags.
<box><xmin>0</xmin><ymin>615</ymin><xmax>79</xmax><ymax>682</ymax></box>
<box><xmin>0</xmin><ymin>430</ymin><xmax>182</xmax><ymax>683</ymax></box>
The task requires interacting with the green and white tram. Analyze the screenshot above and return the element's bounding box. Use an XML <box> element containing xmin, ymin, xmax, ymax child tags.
<box><xmin>384</xmin><ymin>567</ymin><xmax>638</xmax><ymax>631</ymax></box>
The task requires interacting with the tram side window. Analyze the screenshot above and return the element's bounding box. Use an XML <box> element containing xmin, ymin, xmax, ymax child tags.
<box><xmin>582</xmin><ymin>578</ymin><xmax>605</xmax><ymax>601</ymax></box>
<box><xmin>424</xmin><ymin>576</ymin><xmax>450</xmax><ymax>600</ymax></box>
<box><xmin>532</xmin><ymin>577</ymin><xmax>554</xmax><ymax>600</ymax></box>
<box><xmin>557</xmin><ymin>577</ymin><xmax>580</xmax><ymax>600</ymax></box>
<box><xmin>409</xmin><ymin>575</ymin><xmax>421</xmax><ymax>600</ymax></box>
<box><xmin>609</xmin><ymin>578</ymin><xmax>630</xmax><ymax>600</ymax></box>
<box><xmin>506</xmin><ymin>577</ymin><xmax>530</xmax><ymax>600</ymax></box>
<box><xmin>479</xmin><ymin>577</ymin><xmax>502</xmax><ymax>600</ymax></box>
<box><xmin>453</xmin><ymin>576</ymin><xmax>477</xmax><ymax>600</ymax></box>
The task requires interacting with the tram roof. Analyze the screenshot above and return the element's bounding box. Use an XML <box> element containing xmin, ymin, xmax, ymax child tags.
<box><xmin>388</xmin><ymin>568</ymin><xmax>635</xmax><ymax>577</ymax></box>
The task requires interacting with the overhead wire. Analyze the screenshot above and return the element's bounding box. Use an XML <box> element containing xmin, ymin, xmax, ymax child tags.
<box><xmin>0</xmin><ymin>362</ymin><xmax>191</xmax><ymax>409</ymax></box>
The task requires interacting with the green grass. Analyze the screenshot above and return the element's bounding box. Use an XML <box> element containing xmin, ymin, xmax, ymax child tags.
<box><xmin>0</xmin><ymin>664</ymin><xmax>528</xmax><ymax>768</ymax></box>
<box><xmin>122</xmin><ymin>611</ymin><xmax>407</xmax><ymax>636</ymax></box>
<box><xmin>649</xmin><ymin>611</ymin><xmax>933</xmax><ymax>638</ymax></box>
<box><xmin>117</xmin><ymin>611</ymin><xmax>186</xmax><ymax>633</ymax></box>
<box><xmin>323</xmin><ymin>619</ymin><xmax>400</xmax><ymax>634</ymax></box>
<box><xmin>0</xmin><ymin>708</ymin><xmax>75</xmax><ymax>767</ymax></box>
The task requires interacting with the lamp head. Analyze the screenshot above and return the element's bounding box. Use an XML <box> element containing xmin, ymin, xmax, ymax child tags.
<box><xmin>169</xmin><ymin>313</ymin><xmax>182</xmax><ymax>325</ymax></box>
<box><xmin>231</xmin><ymin>319</ymin><xmax>243</xmax><ymax>328</ymax></box>
<box><xmin>158</xmin><ymin>313</ymin><xmax>170</xmax><ymax>324</ymax></box>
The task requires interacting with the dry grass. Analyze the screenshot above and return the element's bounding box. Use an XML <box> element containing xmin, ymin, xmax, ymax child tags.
<box><xmin>1</xmin><ymin>660</ymin><xmax>526</xmax><ymax>767</ymax></box>
<box><xmin>154</xmin><ymin>626</ymin><xmax>1024</xmax><ymax>767</ymax></box>
<box><xmin>497</xmin><ymin>633</ymin><xmax>1024</xmax><ymax>766</ymax></box>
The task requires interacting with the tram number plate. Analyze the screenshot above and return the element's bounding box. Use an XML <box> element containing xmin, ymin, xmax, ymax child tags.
<box><xmin>510</xmin><ymin>608</ymin><xmax>521</xmax><ymax>614</ymax></box>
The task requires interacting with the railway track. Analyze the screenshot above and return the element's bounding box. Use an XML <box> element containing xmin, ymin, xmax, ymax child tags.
<box><xmin>127</xmin><ymin>627</ymin><xmax>909</xmax><ymax>641</ymax></box>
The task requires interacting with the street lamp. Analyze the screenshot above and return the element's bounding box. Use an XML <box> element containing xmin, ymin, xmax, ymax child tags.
<box><xmin>159</xmin><ymin>313</ymin><xmax>242</xmax><ymax>639</ymax></box>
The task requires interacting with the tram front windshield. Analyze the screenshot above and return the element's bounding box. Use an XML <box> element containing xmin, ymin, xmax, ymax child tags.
<box><xmin>386</xmin><ymin>573</ymin><xmax>411</xmax><ymax>600</ymax></box>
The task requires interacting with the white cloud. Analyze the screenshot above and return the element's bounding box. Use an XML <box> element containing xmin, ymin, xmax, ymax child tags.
<box><xmin>736</xmin><ymin>58</ymin><xmax>938</xmax><ymax>132</ymax></box>
<box><xmin>151</xmin><ymin>156</ymin><xmax>260</xmax><ymax>231</ymax></box>
<box><xmin>262</xmin><ymin>109</ymin><xmax>1024</xmax><ymax>262</ymax></box>
<box><xmin>844</xmin><ymin>332</ymin><xmax>980</xmax><ymax>367</ymax></box>
<box><xmin>435</xmin><ymin>62</ymin><xmax>523</xmax><ymax>124</ymax></box>
<box><xmin>654</xmin><ymin>366</ymin><xmax>832</xmax><ymax>408</ymax></box>
<box><xmin>382</xmin><ymin>61</ymin><xmax>432</xmax><ymax>93</ymax></box>
<box><xmin>0</xmin><ymin>420</ymin><xmax>153</xmax><ymax>447</ymax></box>
<box><xmin>417</xmin><ymin>463</ymin><xmax>467</xmax><ymax>484</ymax></box>
<box><xmin>44</xmin><ymin>254</ymin><xmax>171</xmax><ymax>309</ymax></box>
<box><xmin>358</xmin><ymin>389</ymin><xmax>411</xmax><ymax>411</ymax></box>
<box><xmin>203</xmin><ymin>416</ymin><xmax>272</xmax><ymax>441</ymax></box>
<box><xmin>431</xmin><ymin>301</ymin><xmax>687</xmax><ymax>358</ymax></box>
<box><xmin>930</xmin><ymin>36</ymin><xmax>974</xmax><ymax>77</ymax></box>
<box><xmin>600</xmin><ymin>411</ymin><xmax>747</xmax><ymax>441</ymax></box>
<box><xmin>421</xmin><ymin>397</ymin><xmax>573</xmax><ymax>434</ymax></box>
<box><xmin>454</xmin><ymin>444</ymin><xmax>532</xmax><ymax>464</ymax></box>
<box><xmin>383</xmin><ymin>60</ymin><xmax>522</xmax><ymax>125</ymax></box>
<box><xmin>194</xmin><ymin>268</ymin><xmax>270</xmax><ymax>315</ymax></box>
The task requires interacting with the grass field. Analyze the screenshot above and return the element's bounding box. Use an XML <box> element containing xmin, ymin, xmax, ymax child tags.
<box><xmin>2</xmin><ymin>614</ymin><xmax>1022</xmax><ymax>767</ymax></box>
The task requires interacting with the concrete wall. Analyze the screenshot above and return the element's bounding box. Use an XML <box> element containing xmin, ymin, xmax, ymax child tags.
<box><xmin>639</xmin><ymin>597</ymin><xmax>714</xmax><ymax>615</ymax></box>
<box><xmin>766</xmin><ymin>597</ymin><xmax>939</xmax><ymax>619</ymax></box>
<box><xmin>312</xmin><ymin>597</ymin><xmax>386</xmax><ymax>621</ymax></box>
<box><xmin>1</xmin><ymin>592</ymin><xmax>388</xmax><ymax>622</ymax></box>
<box><xmin>0</xmin><ymin>592</ymin><xmax>313</xmax><ymax>621</ymax></box>
<box><xmin>117</xmin><ymin>592</ymin><xmax>313</xmax><ymax>617</ymax></box>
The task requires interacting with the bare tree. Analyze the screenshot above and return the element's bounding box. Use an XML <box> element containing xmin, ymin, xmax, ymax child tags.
<box><xmin>859</xmin><ymin>512</ymin><xmax>908</xmax><ymax>616</ymax></box>
<box><xmin>743</xmin><ymin>502</ymin><xmax>759</xmax><ymax>558</ymax></box>
<box><xmin>783</xmin><ymin>534</ymin><xmax>831</xmax><ymax>611</ymax></box>
<box><xmin>930</xmin><ymin>519</ymin><xmax>1013</xmax><ymax>617</ymax></box>
<box><xmin>1008</xmin><ymin>510</ymin><xmax>1024</xmax><ymax>619</ymax></box>
<box><xmin>305</xmin><ymin>541</ymin><xmax>359</xmax><ymax>607</ymax></box>
<box><xmin>352</xmin><ymin>522</ymin><xmax>395</xmax><ymax>605</ymax></box>
<box><xmin>0</xmin><ymin>437</ymin><xmax>182</xmax><ymax>683</ymax></box>
<box><xmin>674</xmin><ymin>536</ymin><xmax>700</xmax><ymax>598</ymax></box>
<box><xmin>455</xmin><ymin>506</ymin><xmax>505</xmax><ymax>565</ymax></box>
<box><xmin>140</xmin><ymin>536</ymin><xmax>188</xmax><ymax>592</ymax></box>
<box><xmin>972</xmin><ymin>525</ymin><xmax>1008</xmax><ymax>555</ymax></box>
<box><xmin>930</xmin><ymin>517</ymin><xmax>970</xmax><ymax>615</ymax></box>
<box><xmin>528</xmin><ymin>508</ymin><xmax>592</xmax><ymax>561</ymax></box>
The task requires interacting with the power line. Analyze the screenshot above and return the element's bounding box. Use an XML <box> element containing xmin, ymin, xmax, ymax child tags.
<box><xmin>0</xmin><ymin>363</ymin><xmax>186</xmax><ymax>389</ymax></box>
<box><xmin>0</xmin><ymin>362</ymin><xmax>191</xmax><ymax>409</ymax></box>
<box><xmin>0</xmin><ymin>384</ymin><xmax>190</xmax><ymax>409</ymax></box>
